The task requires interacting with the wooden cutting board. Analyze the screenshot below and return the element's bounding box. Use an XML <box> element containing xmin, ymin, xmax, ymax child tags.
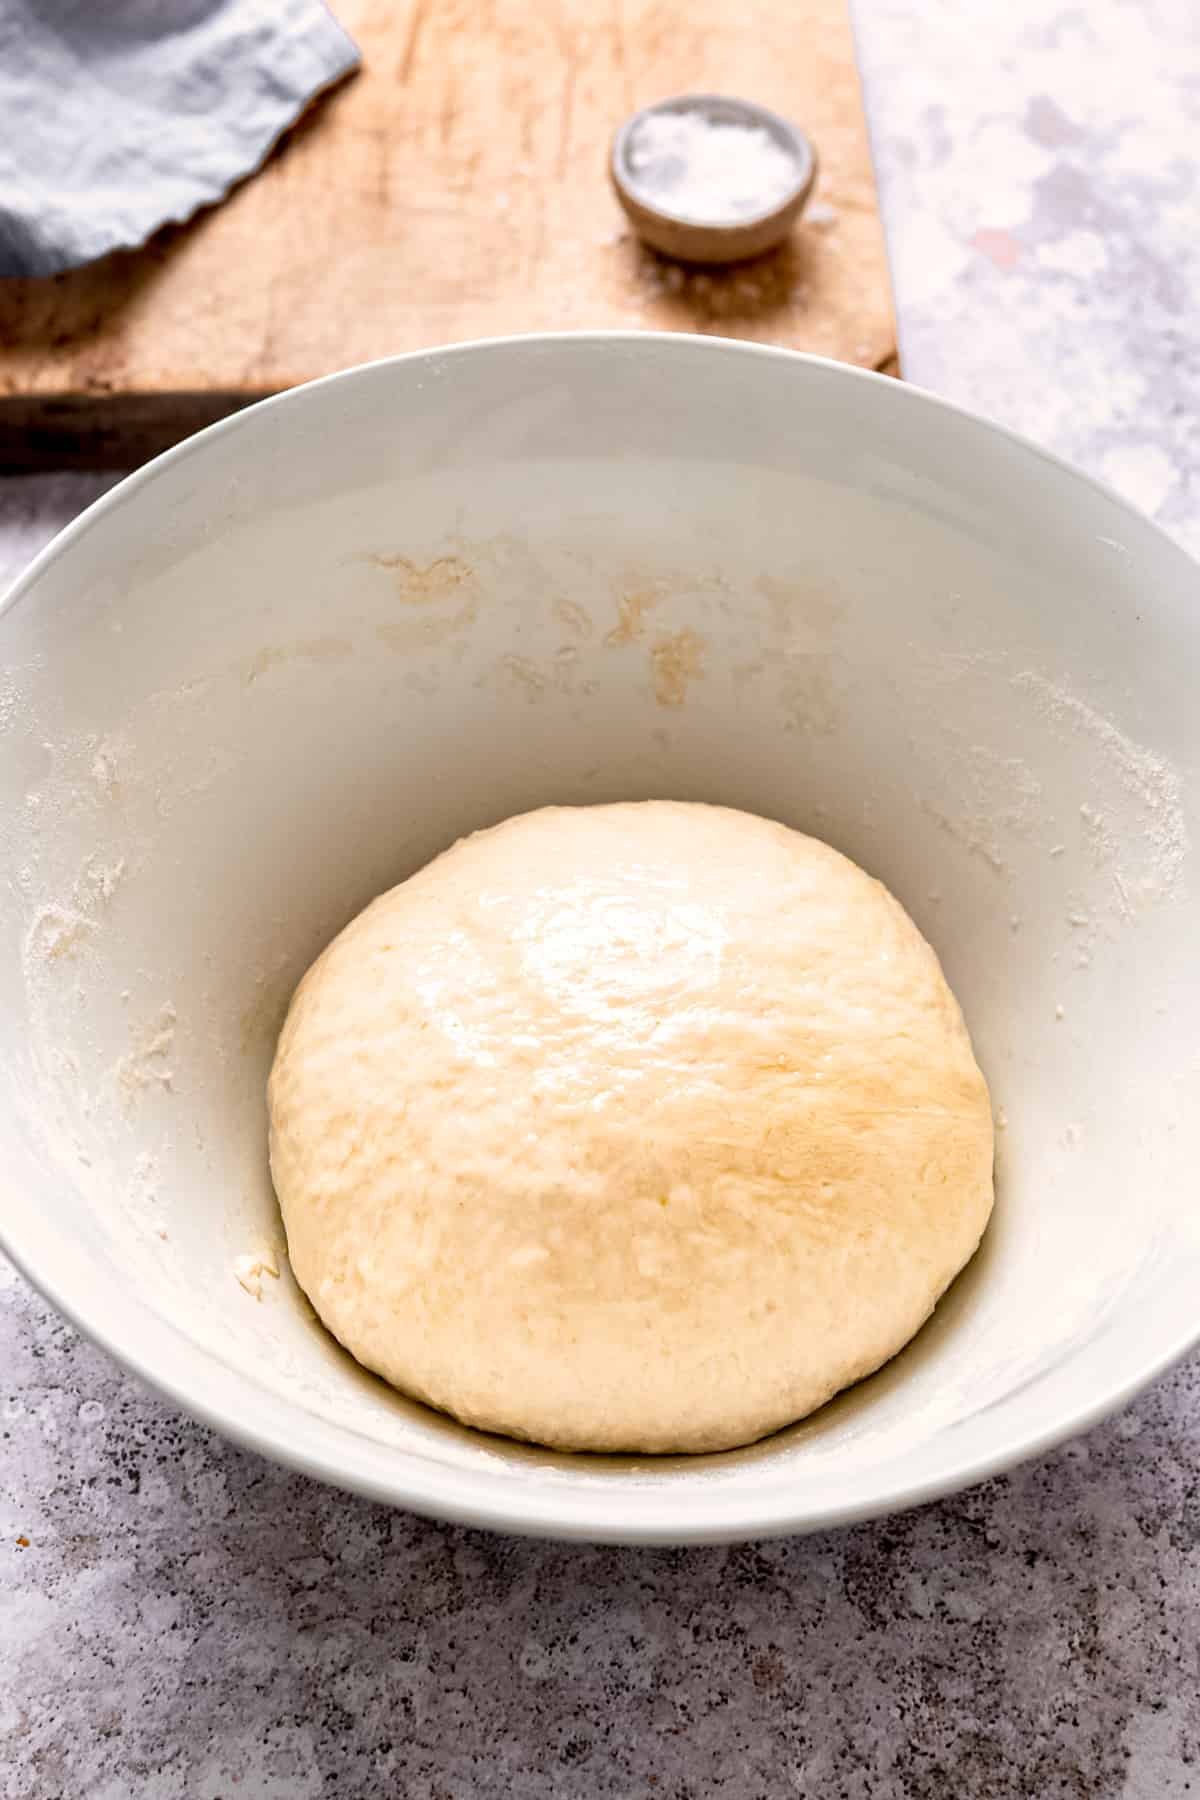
<box><xmin>0</xmin><ymin>0</ymin><xmax>895</xmax><ymax>469</ymax></box>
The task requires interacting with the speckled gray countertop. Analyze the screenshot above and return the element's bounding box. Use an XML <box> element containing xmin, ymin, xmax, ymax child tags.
<box><xmin>3</xmin><ymin>3</ymin><xmax>1199</xmax><ymax>1794</ymax></box>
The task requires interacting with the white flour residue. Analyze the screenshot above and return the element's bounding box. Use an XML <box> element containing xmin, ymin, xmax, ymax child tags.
<box><xmin>0</xmin><ymin>674</ymin><xmax>20</xmax><ymax>734</ymax></box>
<box><xmin>921</xmin><ymin>803</ymin><xmax>1006</xmax><ymax>873</ymax></box>
<box><xmin>117</xmin><ymin>1004</ymin><xmax>177</xmax><ymax>1098</ymax></box>
<box><xmin>26</xmin><ymin>904</ymin><xmax>93</xmax><ymax>962</ymax></box>
<box><xmin>234</xmin><ymin>1251</ymin><xmax>280</xmax><ymax>1300</ymax></box>
<box><xmin>22</xmin><ymin>853</ymin><xmax>127</xmax><ymax>983</ymax></box>
<box><xmin>922</xmin><ymin>739</ymin><xmax>1047</xmax><ymax>875</ymax></box>
<box><xmin>1012</xmin><ymin>669</ymin><xmax>1188</xmax><ymax>904</ymax></box>
<box><xmin>124</xmin><ymin>1151</ymin><xmax>171</xmax><ymax>1240</ymax></box>
<box><xmin>90</xmin><ymin>732</ymin><xmax>131</xmax><ymax>797</ymax></box>
<box><xmin>82</xmin><ymin>854</ymin><xmax>125</xmax><ymax>904</ymax></box>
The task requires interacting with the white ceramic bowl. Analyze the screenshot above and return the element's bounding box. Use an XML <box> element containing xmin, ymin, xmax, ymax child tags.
<box><xmin>2</xmin><ymin>336</ymin><xmax>1198</xmax><ymax>1544</ymax></box>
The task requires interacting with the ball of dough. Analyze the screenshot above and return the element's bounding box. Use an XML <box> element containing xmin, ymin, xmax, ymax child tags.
<box><xmin>269</xmin><ymin>803</ymin><xmax>993</xmax><ymax>1454</ymax></box>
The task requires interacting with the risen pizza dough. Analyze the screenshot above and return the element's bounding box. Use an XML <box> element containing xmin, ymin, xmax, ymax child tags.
<box><xmin>268</xmin><ymin>802</ymin><xmax>993</xmax><ymax>1453</ymax></box>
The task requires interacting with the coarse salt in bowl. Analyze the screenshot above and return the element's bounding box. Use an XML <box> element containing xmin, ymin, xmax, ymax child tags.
<box><xmin>611</xmin><ymin>95</ymin><xmax>817</xmax><ymax>262</ymax></box>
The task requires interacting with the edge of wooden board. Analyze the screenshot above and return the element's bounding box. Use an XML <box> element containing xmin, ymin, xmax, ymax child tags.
<box><xmin>0</xmin><ymin>392</ymin><xmax>265</xmax><ymax>472</ymax></box>
<box><xmin>0</xmin><ymin>348</ymin><xmax>901</xmax><ymax>473</ymax></box>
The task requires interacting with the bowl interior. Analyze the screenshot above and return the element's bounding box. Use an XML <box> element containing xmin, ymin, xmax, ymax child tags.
<box><xmin>2</xmin><ymin>337</ymin><xmax>1198</xmax><ymax>1541</ymax></box>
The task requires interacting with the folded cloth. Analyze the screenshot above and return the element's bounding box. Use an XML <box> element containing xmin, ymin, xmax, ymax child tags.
<box><xmin>0</xmin><ymin>0</ymin><xmax>359</xmax><ymax>278</ymax></box>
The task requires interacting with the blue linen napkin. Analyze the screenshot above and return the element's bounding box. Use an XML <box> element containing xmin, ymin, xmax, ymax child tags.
<box><xmin>0</xmin><ymin>0</ymin><xmax>359</xmax><ymax>277</ymax></box>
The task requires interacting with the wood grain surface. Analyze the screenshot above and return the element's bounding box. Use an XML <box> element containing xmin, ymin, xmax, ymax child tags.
<box><xmin>0</xmin><ymin>0</ymin><xmax>895</xmax><ymax>468</ymax></box>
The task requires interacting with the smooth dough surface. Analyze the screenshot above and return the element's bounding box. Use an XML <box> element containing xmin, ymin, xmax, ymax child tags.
<box><xmin>269</xmin><ymin>802</ymin><xmax>994</xmax><ymax>1454</ymax></box>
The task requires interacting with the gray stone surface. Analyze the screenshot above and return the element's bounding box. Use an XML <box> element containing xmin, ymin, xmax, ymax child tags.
<box><xmin>3</xmin><ymin>2</ymin><xmax>1199</xmax><ymax>1793</ymax></box>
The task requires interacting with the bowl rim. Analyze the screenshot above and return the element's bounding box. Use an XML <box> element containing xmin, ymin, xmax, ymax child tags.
<box><xmin>3</xmin><ymin>330</ymin><xmax>1199</xmax><ymax>1544</ymax></box>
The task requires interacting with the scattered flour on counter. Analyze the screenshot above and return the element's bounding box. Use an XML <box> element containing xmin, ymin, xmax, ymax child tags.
<box><xmin>806</xmin><ymin>199</ymin><xmax>839</xmax><ymax>230</ymax></box>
